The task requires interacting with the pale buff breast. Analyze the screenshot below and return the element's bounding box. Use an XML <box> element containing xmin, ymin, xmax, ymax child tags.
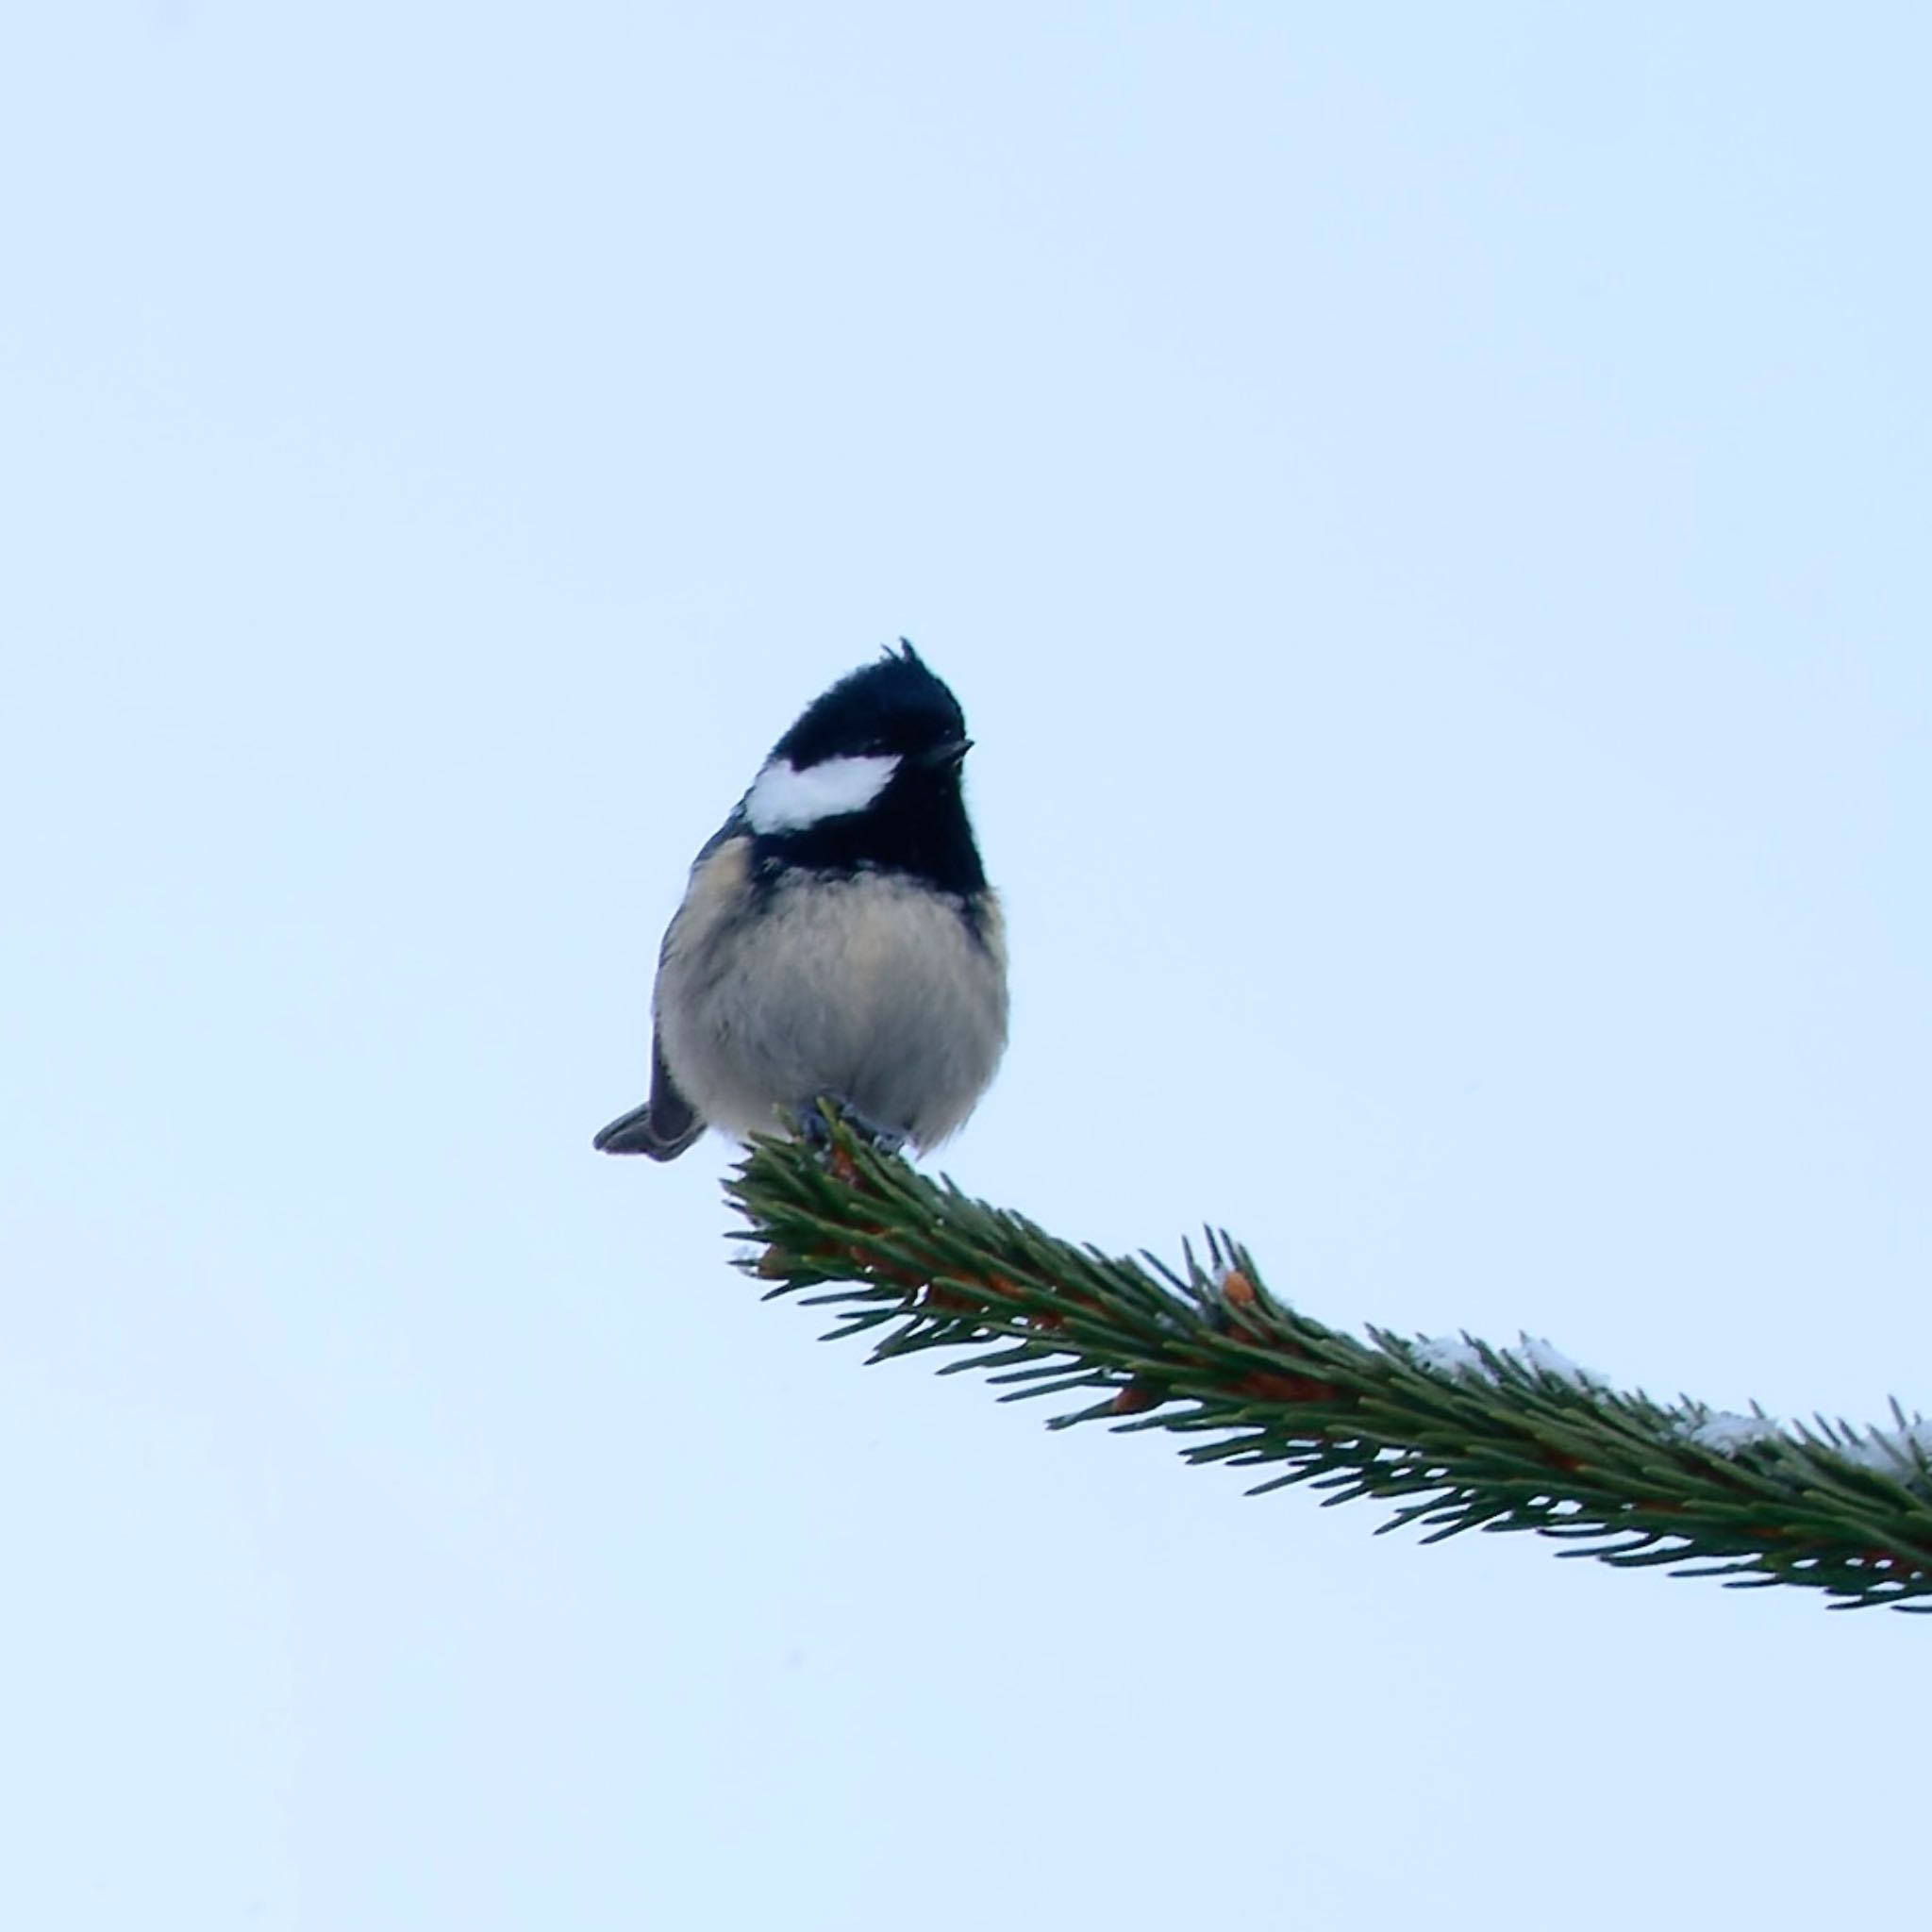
<box><xmin>656</xmin><ymin>843</ymin><xmax>1007</xmax><ymax>1148</ymax></box>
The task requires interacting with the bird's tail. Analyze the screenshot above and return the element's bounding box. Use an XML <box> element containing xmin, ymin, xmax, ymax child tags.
<box><xmin>591</xmin><ymin>1101</ymin><xmax>703</xmax><ymax>1161</ymax></box>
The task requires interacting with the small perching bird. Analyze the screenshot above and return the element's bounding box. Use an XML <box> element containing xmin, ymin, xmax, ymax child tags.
<box><xmin>593</xmin><ymin>641</ymin><xmax>1008</xmax><ymax>1161</ymax></box>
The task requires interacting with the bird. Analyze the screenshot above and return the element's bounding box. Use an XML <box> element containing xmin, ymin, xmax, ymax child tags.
<box><xmin>593</xmin><ymin>641</ymin><xmax>1008</xmax><ymax>1162</ymax></box>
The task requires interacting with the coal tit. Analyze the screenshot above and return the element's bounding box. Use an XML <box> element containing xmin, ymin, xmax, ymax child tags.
<box><xmin>593</xmin><ymin>641</ymin><xmax>1008</xmax><ymax>1160</ymax></box>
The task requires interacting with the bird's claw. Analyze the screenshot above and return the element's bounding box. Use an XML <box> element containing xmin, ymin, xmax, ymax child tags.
<box><xmin>794</xmin><ymin>1093</ymin><xmax>907</xmax><ymax>1158</ymax></box>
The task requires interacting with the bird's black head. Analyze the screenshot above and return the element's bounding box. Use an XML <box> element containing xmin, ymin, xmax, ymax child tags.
<box><xmin>740</xmin><ymin>641</ymin><xmax>987</xmax><ymax>896</ymax></box>
<box><xmin>772</xmin><ymin>639</ymin><xmax>969</xmax><ymax>772</ymax></box>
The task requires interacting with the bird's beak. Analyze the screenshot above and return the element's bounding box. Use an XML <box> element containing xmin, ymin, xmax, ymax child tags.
<box><xmin>916</xmin><ymin>736</ymin><xmax>973</xmax><ymax>769</ymax></box>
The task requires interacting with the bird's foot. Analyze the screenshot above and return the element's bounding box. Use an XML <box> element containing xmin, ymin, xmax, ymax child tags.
<box><xmin>795</xmin><ymin>1092</ymin><xmax>908</xmax><ymax>1158</ymax></box>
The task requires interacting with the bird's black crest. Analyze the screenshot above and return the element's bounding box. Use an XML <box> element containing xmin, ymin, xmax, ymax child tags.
<box><xmin>772</xmin><ymin>639</ymin><xmax>968</xmax><ymax>771</ymax></box>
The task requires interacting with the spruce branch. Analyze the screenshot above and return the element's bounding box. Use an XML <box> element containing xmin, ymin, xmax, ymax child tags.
<box><xmin>724</xmin><ymin>1118</ymin><xmax>1932</xmax><ymax>1614</ymax></box>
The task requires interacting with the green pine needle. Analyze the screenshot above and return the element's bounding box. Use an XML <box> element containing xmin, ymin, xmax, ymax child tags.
<box><xmin>724</xmin><ymin>1118</ymin><xmax>1932</xmax><ymax>1614</ymax></box>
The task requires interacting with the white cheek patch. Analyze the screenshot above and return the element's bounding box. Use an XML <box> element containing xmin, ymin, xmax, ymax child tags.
<box><xmin>743</xmin><ymin>753</ymin><xmax>899</xmax><ymax>834</ymax></box>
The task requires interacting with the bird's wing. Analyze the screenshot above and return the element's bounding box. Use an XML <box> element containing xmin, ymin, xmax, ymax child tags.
<box><xmin>594</xmin><ymin>815</ymin><xmax>751</xmax><ymax>1162</ymax></box>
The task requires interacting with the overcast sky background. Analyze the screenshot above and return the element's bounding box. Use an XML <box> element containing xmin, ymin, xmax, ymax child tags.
<box><xmin>6</xmin><ymin>7</ymin><xmax>1930</xmax><ymax>1928</ymax></box>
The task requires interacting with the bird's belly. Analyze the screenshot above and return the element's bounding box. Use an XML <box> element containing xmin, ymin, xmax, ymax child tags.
<box><xmin>658</xmin><ymin>873</ymin><xmax>1007</xmax><ymax>1148</ymax></box>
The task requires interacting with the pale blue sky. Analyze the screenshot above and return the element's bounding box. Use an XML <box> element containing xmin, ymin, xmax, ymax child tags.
<box><xmin>5</xmin><ymin>7</ymin><xmax>1930</xmax><ymax>1928</ymax></box>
